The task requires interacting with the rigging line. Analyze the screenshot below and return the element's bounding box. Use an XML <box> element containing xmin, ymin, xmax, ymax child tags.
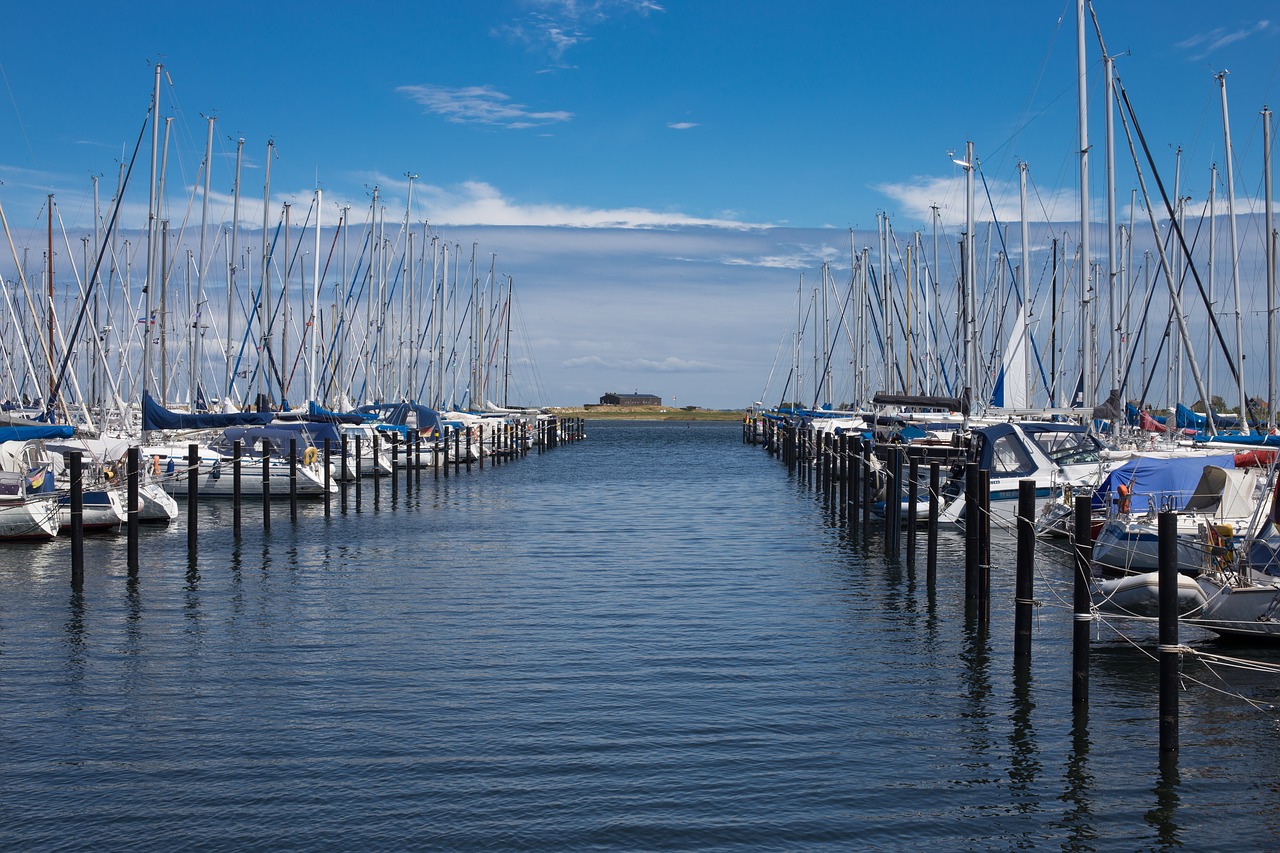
<box><xmin>43</xmin><ymin>110</ymin><xmax>149</xmax><ymax>422</ymax></box>
<box><xmin>1107</xmin><ymin>36</ymin><xmax>1248</xmax><ymax>408</ymax></box>
<box><xmin>0</xmin><ymin>59</ymin><xmax>35</xmax><ymax>165</ymax></box>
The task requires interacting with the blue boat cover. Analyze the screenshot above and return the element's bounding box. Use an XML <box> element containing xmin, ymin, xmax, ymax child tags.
<box><xmin>0</xmin><ymin>424</ymin><xmax>75</xmax><ymax>441</ymax></box>
<box><xmin>1092</xmin><ymin>453</ymin><xmax>1236</xmax><ymax>514</ymax></box>
<box><xmin>143</xmin><ymin>392</ymin><xmax>272</xmax><ymax>431</ymax></box>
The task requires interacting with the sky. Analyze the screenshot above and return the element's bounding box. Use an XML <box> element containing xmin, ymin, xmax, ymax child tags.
<box><xmin>1</xmin><ymin>1</ymin><xmax>1279</xmax><ymax>410</ymax></box>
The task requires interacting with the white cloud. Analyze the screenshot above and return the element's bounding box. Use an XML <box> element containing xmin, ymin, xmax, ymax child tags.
<box><xmin>1176</xmin><ymin>20</ymin><xmax>1271</xmax><ymax>59</ymax></box>
<box><xmin>667</xmin><ymin>121</ymin><xmax>698</xmax><ymax>130</ymax></box>
<box><xmin>396</xmin><ymin>84</ymin><xmax>572</xmax><ymax>129</ymax></box>
<box><xmin>563</xmin><ymin>355</ymin><xmax>719</xmax><ymax>372</ymax></box>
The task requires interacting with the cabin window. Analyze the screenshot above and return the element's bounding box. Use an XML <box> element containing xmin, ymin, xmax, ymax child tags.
<box><xmin>990</xmin><ymin>434</ymin><xmax>1035</xmax><ymax>477</ymax></box>
<box><xmin>1030</xmin><ymin>431</ymin><xmax>1101</xmax><ymax>466</ymax></box>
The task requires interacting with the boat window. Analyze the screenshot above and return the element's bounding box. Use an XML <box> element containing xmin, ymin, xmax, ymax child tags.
<box><xmin>991</xmin><ymin>434</ymin><xmax>1036</xmax><ymax>477</ymax></box>
<box><xmin>1030</xmin><ymin>430</ymin><xmax>1101</xmax><ymax>466</ymax></box>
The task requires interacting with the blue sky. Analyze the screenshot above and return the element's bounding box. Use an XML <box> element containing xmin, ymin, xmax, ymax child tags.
<box><xmin>1</xmin><ymin>2</ymin><xmax>1279</xmax><ymax>410</ymax></box>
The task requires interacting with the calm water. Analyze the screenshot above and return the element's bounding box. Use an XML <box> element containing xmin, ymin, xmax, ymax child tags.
<box><xmin>3</xmin><ymin>420</ymin><xmax>1279</xmax><ymax>851</ymax></box>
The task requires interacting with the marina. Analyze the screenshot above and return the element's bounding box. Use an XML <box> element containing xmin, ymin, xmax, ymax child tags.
<box><xmin>4</xmin><ymin>1</ymin><xmax>1280</xmax><ymax>849</ymax></box>
<box><xmin>4</xmin><ymin>420</ymin><xmax>1280</xmax><ymax>850</ymax></box>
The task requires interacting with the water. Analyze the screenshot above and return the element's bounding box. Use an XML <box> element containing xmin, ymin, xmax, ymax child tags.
<box><xmin>3</xmin><ymin>420</ymin><xmax>1280</xmax><ymax>850</ymax></box>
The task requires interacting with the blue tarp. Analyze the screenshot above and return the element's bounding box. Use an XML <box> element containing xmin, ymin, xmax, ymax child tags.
<box><xmin>143</xmin><ymin>392</ymin><xmax>273</xmax><ymax>431</ymax></box>
<box><xmin>1175</xmin><ymin>403</ymin><xmax>1248</xmax><ymax>431</ymax></box>
<box><xmin>0</xmin><ymin>424</ymin><xmax>75</xmax><ymax>442</ymax></box>
<box><xmin>356</xmin><ymin>402</ymin><xmax>442</xmax><ymax>436</ymax></box>
<box><xmin>306</xmin><ymin>401</ymin><xmax>370</xmax><ymax>425</ymax></box>
<box><xmin>1092</xmin><ymin>453</ymin><xmax>1236</xmax><ymax>514</ymax></box>
<box><xmin>216</xmin><ymin>422</ymin><xmax>343</xmax><ymax>455</ymax></box>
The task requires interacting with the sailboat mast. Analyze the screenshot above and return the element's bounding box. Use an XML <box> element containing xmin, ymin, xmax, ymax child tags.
<box><xmin>143</xmin><ymin>64</ymin><xmax>162</xmax><ymax>405</ymax></box>
<box><xmin>225</xmin><ymin>137</ymin><xmax>243</xmax><ymax>405</ymax></box>
<box><xmin>1076</xmin><ymin>0</ymin><xmax>1093</xmax><ymax>407</ymax></box>
<box><xmin>1104</xmin><ymin>54</ymin><xmax>1119</xmax><ymax>396</ymax></box>
<box><xmin>1218</xmin><ymin>72</ymin><xmax>1251</xmax><ymax>430</ymax></box>
<box><xmin>310</xmin><ymin>188</ymin><xmax>322</xmax><ymax>403</ymax></box>
<box><xmin>196</xmin><ymin>115</ymin><xmax>214</xmax><ymax>409</ymax></box>
<box><xmin>1264</xmin><ymin>106</ymin><xmax>1276</xmax><ymax>432</ymax></box>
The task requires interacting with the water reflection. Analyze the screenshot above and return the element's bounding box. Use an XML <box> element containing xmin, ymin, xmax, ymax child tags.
<box><xmin>1008</xmin><ymin>659</ymin><xmax>1042</xmax><ymax>814</ymax></box>
<box><xmin>1145</xmin><ymin>754</ymin><xmax>1182</xmax><ymax>848</ymax></box>
<box><xmin>1059</xmin><ymin>708</ymin><xmax>1096</xmax><ymax>849</ymax></box>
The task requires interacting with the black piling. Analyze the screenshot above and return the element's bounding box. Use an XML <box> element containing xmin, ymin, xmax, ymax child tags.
<box><xmin>261</xmin><ymin>439</ymin><xmax>271</xmax><ymax>532</ymax></box>
<box><xmin>323</xmin><ymin>438</ymin><xmax>332</xmax><ymax>517</ymax></box>
<box><xmin>340</xmin><ymin>435</ymin><xmax>350</xmax><ymax>512</ymax></box>
<box><xmin>965</xmin><ymin>461</ymin><xmax>980</xmax><ymax>600</ymax></box>
<box><xmin>289</xmin><ymin>438</ymin><xmax>298</xmax><ymax>522</ymax></box>
<box><xmin>978</xmin><ymin>469</ymin><xmax>991</xmax><ymax>604</ymax></box>
<box><xmin>1072</xmin><ymin>495</ymin><xmax>1092</xmax><ymax>708</ymax></box>
<box><xmin>907</xmin><ymin>454</ymin><xmax>919</xmax><ymax>570</ymax></box>
<box><xmin>861</xmin><ymin>439</ymin><xmax>873</xmax><ymax>537</ymax></box>
<box><xmin>355</xmin><ymin>436</ymin><xmax>363</xmax><ymax>505</ymax></box>
<box><xmin>1158</xmin><ymin>510</ymin><xmax>1180</xmax><ymax>755</ymax></box>
<box><xmin>926</xmin><ymin>462</ymin><xmax>939</xmax><ymax>586</ymax></box>
<box><xmin>187</xmin><ymin>443</ymin><xmax>199</xmax><ymax>552</ymax></box>
<box><xmin>69</xmin><ymin>451</ymin><xmax>84</xmax><ymax>586</ymax></box>
<box><xmin>849</xmin><ymin>435</ymin><xmax>862</xmax><ymax>528</ymax></box>
<box><xmin>391</xmin><ymin>440</ymin><xmax>399</xmax><ymax>500</ymax></box>
<box><xmin>232</xmin><ymin>440</ymin><xmax>242</xmax><ymax>537</ymax></box>
<box><xmin>1015</xmin><ymin>479</ymin><xmax>1036</xmax><ymax>661</ymax></box>
<box><xmin>127</xmin><ymin>447</ymin><xmax>140</xmax><ymax>574</ymax></box>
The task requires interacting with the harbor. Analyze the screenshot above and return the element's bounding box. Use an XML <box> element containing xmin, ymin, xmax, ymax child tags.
<box><xmin>6</xmin><ymin>420</ymin><xmax>1280</xmax><ymax>850</ymax></box>
<box><xmin>4</xmin><ymin>0</ymin><xmax>1280</xmax><ymax>849</ymax></box>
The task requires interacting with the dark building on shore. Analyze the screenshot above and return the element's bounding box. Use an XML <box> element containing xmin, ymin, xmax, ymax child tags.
<box><xmin>599</xmin><ymin>391</ymin><xmax>662</xmax><ymax>406</ymax></box>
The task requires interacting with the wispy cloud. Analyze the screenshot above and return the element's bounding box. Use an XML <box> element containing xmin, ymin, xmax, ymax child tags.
<box><xmin>1176</xmin><ymin>20</ymin><xmax>1272</xmax><ymax>60</ymax></box>
<box><xmin>667</xmin><ymin>121</ymin><xmax>698</xmax><ymax>130</ymax></box>
<box><xmin>562</xmin><ymin>355</ymin><xmax>718</xmax><ymax>372</ymax></box>
<box><xmin>498</xmin><ymin>0</ymin><xmax>665</xmax><ymax>66</ymax></box>
<box><xmin>352</xmin><ymin>176</ymin><xmax>767</xmax><ymax>229</ymax></box>
<box><xmin>396</xmin><ymin>84</ymin><xmax>572</xmax><ymax>129</ymax></box>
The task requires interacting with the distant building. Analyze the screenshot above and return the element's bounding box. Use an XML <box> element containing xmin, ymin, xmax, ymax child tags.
<box><xmin>599</xmin><ymin>391</ymin><xmax>662</xmax><ymax>406</ymax></box>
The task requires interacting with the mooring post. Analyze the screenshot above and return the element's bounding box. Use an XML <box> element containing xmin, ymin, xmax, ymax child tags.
<box><xmin>1158</xmin><ymin>510</ymin><xmax>1180</xmax><ymax>755</ymax></box>
<box><xmin>372</xmin><ymin>433</ymin><xmax>381</xmax><ymax>482</ymax></box>
<box><xmin>232</xmin><ymin>440</ymin><xmax>242</xmax><ymax>537</ymax></box>
<box><xmin>1015</xmin><ymin>479</ymin><xmax>1036</xmax><ymax>661</ymax></box>
<box><xmin>187</xmin><ymin>443</ymin><xmax>199</xmax><ymax>551</ymax></box>
<box><xmin>927</xmin><ymin>462</ymin><xmax>940</xmax><ymax>586</ymax></box>
<box><xmin>965</xmin><ymin>461</ymin><xmax>980</xmax><ymax>600</ymax></box>
<box><xmin>884</xmin><ymin>446</ymin><xmax>898</xmax><ymax>558</ymax></box>
<box><xmin>978</xmin><ymin>469</ymin><xmax>991</xmax><ymax>604</ymax></box>
<box><xmin>907</xmin><ymin>454</ymin><xmax>919</xmax><ymax>570</ymax></box>
<box><xmin>861</xmin><ymin>439</ymin><xmax>873</xmax><ymax>537</ymax></box>
<box><xmin>323</xmin><ymin>437</ymin><xmax>332</xmax><ymax>517</ymax></box>
<box><xmin>391</xmin><ymin>439</ymin><xmax>400</xmax><ymax>500</ymax></box>
<box><xmin>454</xmin><ymin>427</ymin><xmax>461</xmax><ymax>472</ymax></box>
<box><xmin>341</xmin><ymin>435</ymin><xmax>350</xmax><ymax>512</ymax></box>
<box><xmin>127</xmin><ymin>447</ymin><xmax>140</xmax><ymax>574</ymax></box>
<box><xmin>849</xmin><ymin>435</ymin><xmax>862</xmax><ymax>528</ymax></box>
<box><xmin>1073</xmin><ymin>494</ymin><xmax>1092</xmax><ymax>707</ymax></box>
<box><xmin>69</xmin><ymin>451</ymin><xmax>84</xmax><ymax>586</ymax></box>
<box><xmin>261</xmin><ymin>439</ymin><xmax>271</xmax><ymax>532</ymax></box>
<box><xmin>355</xmin><ymin>436</ymin><xmax>363</xmax><ymax>505</ymax></box>
<box><xmin>289</xmin><ymin>438</ymin><xmax>298</xmax><ymax>522</ymax></box>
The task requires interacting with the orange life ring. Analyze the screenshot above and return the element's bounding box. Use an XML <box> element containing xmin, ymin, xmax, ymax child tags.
<box><xmin>1117</xmin><ymin>482</ymin><xmax>1132</xmax><ymax>515</ymax></box>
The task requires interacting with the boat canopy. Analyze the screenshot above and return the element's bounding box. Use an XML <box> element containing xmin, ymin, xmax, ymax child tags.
<box><xmin>143</xmin><ymin>392</ymin><xmax>272</xmax><ymax>431</ymax></box>
<box><xmin>1092</xmin><ymin>453</ymin><xmax>1236</xmax><ymax>514</ymax></box>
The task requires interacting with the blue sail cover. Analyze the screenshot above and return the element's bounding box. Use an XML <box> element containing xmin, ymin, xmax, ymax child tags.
<box><xmin>306</xmin><ymin>401</ymin><xmax>370</xmax><ymax>425</ymax></box>
<box><xmin>0</xmin><ymin>424</ymin><xmax>75</xmax><ymax>442</ymax></box>
<box><xmin>1092</xmin><ymin>453</ymin><xmax>1236</xmax><ymax>514</ymax></box>
<box><xmin>218</xmin><ymin>422</ymin><xmax>343</xmax><ymax>453</ymax></box>
<box><xmin>142</xmin><ymin>392</ymin><xmax>273</xmax><ymax>431</ymax></box>
<box><xmin>356</xmin><ymin>402</ymin><xmax>442</xmax><ymax>436</ymax></box>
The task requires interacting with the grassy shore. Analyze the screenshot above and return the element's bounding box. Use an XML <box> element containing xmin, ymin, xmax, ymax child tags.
<box><xmin>548</xmin><ymin>405</ymin><xmax>744</xmax><ymax>421</ymax></box>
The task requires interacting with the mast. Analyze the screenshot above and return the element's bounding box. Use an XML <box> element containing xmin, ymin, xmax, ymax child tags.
<box><xmin>143</xmin><ymin>63</ymin><xmax>161</xmax><ymax>405</ymax></box>
<box><xmin>310</xmin><ymin>188</ymin><xmax>322</xmax><ymax>403</ymax></box>
<box><xmin>1076</xmin><ymin>0</ymin><xmax>1093</xmax><ymax>406</ymax></box>
<box><xmin>1104</xmin><ymin>53</ymin><xmax>1119</xmax><ymax>396</ymax></box>
<box><xmin>1265</xmin><ymin>105</ymin><xmax>1276</xmax><ymax>432</ymax></box>
<box><xmin>196</xmin><ymin>115</ymin><xmax>214</xmax><ymax>409</ymax></box>
<box><xmin>225</xmin><ymin>137</ymin><xmax>243</xmax><ymax>405</ymax></box>
<box><xmin>1207</xmin><ymin>165</ymin><xmax>1216</xmax><ymax>413</ymax></box>
<box><xmin>1019</xmin><ymin>162</ymin><xmax>1032</xmax><ymax>406</ymax></box>
<box><xmin>258</xmin><ymin>139</ymin><xmax>274</xmax><ymax>410</ymax></box>
<box><xmin>1218</xmin><ymin>71</ymin><xmax>1251</xmax><ymax>431</ymax></box>
<box><xmin>962</xmin><ymin>141</ymin><xmax>976</xmax><ymax>410</ymax></box>
<box><xmin>46</xmin><ymin>194</ymin><xmax>54</xmax><ymax>405</ymax></box>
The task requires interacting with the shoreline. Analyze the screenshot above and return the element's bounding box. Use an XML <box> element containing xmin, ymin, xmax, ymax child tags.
<box><xmin>548</xmin><ymin>406</ymin><xmax>743</xmax><ymax>422</ymax></box>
